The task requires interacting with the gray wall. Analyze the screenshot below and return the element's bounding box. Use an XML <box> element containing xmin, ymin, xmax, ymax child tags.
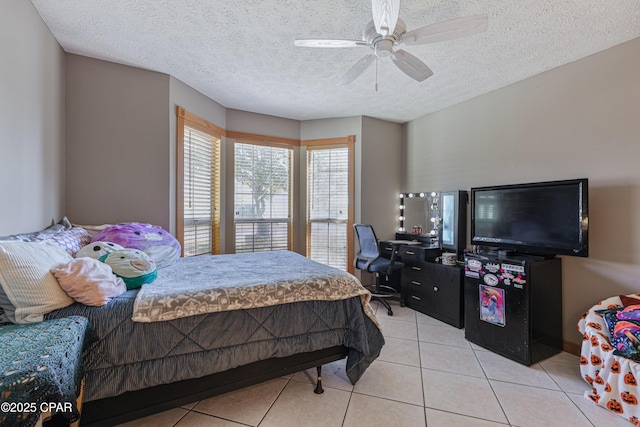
<box><xmin>361</xmin><ymin>116</ymin><xmax>403</xmax><ymax>241</ymax></box>
<box><xmin>404</xmin><ymin>37</ymin><xmax>640</xmax><ymax>349</ymax></box>
<box><xmin>0</xmin><ymin>0</ymin><xmax>66</xmax><ymax>235</ymax></box>
<box><xmin>63</xmin><ymin>57</ymin><xmax>402</xmax><ymax>260</ymax></box>
<box><xmin>226</xmin><ymin>109</ymin><xmax>300</xmax><ymax>139</ymax></box>
<box><xmin>65</xmin><ymin>55</ymin><xmax>170</xmax><ymax>228</ymax></box>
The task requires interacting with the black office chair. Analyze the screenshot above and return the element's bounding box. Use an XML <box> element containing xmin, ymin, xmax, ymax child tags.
<box><xmin>353</xmin><ymin>224</ymin><xmax>404</xmax><ymax>316</ymax></box>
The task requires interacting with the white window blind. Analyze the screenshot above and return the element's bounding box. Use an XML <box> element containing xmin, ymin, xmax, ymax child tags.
<box><xmin>234</xmin><ymin>142</ymin><xmax>292</xmax><ymax>253</ymax></box>
<box><xmin>182</xmin><ymin>124</ymin><xmax>221</xmax><ymax>256</ymax></box>
<box><xmin>307</xmin><ymin>146</ymin><xmax>350</xmax><ymax>270</ymax></box>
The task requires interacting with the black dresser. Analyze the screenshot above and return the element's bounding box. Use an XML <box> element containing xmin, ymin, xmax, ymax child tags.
<box><xmin>398</xmin><ymin>244</ymin><xmax>464</xmax><ymax>328</ymax></box>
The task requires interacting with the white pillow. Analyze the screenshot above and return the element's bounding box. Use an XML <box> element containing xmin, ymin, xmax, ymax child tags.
<box><xmin>0</xmin><ymin>241</ymin><xmax>74</xmax><ymax>323</ymax></box>
<box><xmin>51</xmin><ymin>258</ymin><xmax>126</xmax><ymax>306</ymax></box>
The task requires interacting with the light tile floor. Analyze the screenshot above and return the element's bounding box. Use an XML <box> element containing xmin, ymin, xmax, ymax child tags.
<box><xmin>117</xmin><ymin>303</ymin><xmax>631</xmax><ymax>427</ymax></box>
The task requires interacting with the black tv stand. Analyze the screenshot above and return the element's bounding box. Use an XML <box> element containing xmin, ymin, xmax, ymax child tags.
<box><xmin>483</xmin><ymin>248</ymin><xmax>556</xmax><ymax>262</ymax></box>
<box><xmin>464</xmin><ymin>253</ymin><xmax>562</xmax><ymax>365</ymax></box>
<box><xmin>497</xmin><ymin>249</ymin><xmax>516</xmax><ymax>259</ymax></box>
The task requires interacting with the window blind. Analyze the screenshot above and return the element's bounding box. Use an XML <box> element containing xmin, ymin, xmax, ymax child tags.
<box><xmin>176</xmin><ymin>107</ymin><xmax>222</xmax><ymax>257</ymax></box>
<box><xmin>234</xmin><ymin>142</ymin><xmax>292</xmax><ymax>253</ymax></box>
<box><xmin>307</xmin><ymin>145</ymin><xmax>352</xmax><ymax>271</ymax></box>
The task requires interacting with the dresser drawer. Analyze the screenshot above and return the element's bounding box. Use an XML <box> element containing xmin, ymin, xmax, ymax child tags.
<box><xmin>404</xmin><ymin>291</ymin><xmax>431</xmax><ymax>313</ymax></box>
<box><xmin>398</xmin><ymin>245</ymin><xmax>441</xmax><ymax>264</ymax></box>
<box><xmin>398</xmin><ymin>246</ymin><xmax>421</xmax><ymax>264</ymax></box>
<box><xmin>402</xmin><ymin>264</ymin><xmax>430</xmax><ymax>279</ymax></box>
<box><xmin>402</xmin><ymin>273</ymin><xmax>427</xmax><ymax>294</ymax></box>
<box><xmin>378</xmin><ymin>242</ymin><xmax>395</xmax><ymax>258</ymax></box>
<box><xmin>400</xmin><ymin>261</ymin><xmax>464</xmax><ymax>328</ymax></box>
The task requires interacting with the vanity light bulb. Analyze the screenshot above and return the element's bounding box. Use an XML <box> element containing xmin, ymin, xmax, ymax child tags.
<box><xmin>430</xmin><ymin>230</ymin><xmax>437</xmax><ymax>235</ymax></box>
<box><xmin>399</xmin><ymin>227</ymin><xmax>405</xmax><ymax>232</ymax></box>
<box><xmin>431</xmin><ymin>192</ymin><xmax>437</xmax><ymax>197</ymax></box>
<box><xmin>399</xmin><ymin>194</ymin><xmax>404</xmax><ymax>198</ymax></box>
<box><xmin>408</xmin><ymin>194</ymin><xmax>414</xmax><ymax>198</ymax></box>
<box><xmin>399</xmin><ymin>216</ymin><xmax>405</xmax><ymax>221</ymax></box>
<box><xmin>430</xmin><ymin>217</ymin><xmax>436</xmax><ymax>223</ymax></box>
<box><xmin>399</xmin><ymin>205</ymin><xmax>405</xmax><ymax>210</ymax></box>
<box><xmin>419</xmin><ymin>193</ymin><xmax>425</xmax><ymax>197</ymax></box>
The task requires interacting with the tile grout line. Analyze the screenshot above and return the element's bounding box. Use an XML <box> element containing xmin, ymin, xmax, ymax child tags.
<box><xmin>468</xmin><ymin>335</ymin><xmax>512</xmax><ymax>426</ymax></box>
<box><xmin>537</xmin><ymin>360</ymin><xmax>598</xmax><ymax>427</ymax></box>
<box><xmin>341</xmin><ymin>390</ymin><xmax>354</xmax><ymax>427</ymax></box>
<box><xmin>253</xmin><ymin>375</ymin><xmax>292</xmax><ymax>427</ymax></box>
<box><xmin>171</xmin><ymin>406</ymin><xmax>191</xmax><ymax>427</ymax></box>
<box><xmin>416</xmin><ymin>312</ymin><xmax>429</xmax><ymax>427</ymax></box>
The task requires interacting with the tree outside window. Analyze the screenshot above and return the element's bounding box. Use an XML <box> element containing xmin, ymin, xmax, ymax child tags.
<box><xmin>234</xmin><ymin>143</ymin><xmax>291</xmax><ymax>252</ymax></box>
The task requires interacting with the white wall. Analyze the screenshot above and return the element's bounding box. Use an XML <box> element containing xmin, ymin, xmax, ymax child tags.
<box><xmin>404</xmin><ymin>37</ymin><xmax>640</xmax><ymax>349</ymax></box>
<box><xmin>0</xmin><ymin>0</ymin><xmax>66</xmax><ymax>235</ymax></box>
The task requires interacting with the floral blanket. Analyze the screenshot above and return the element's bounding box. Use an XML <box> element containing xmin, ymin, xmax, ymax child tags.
<box><xmin>132</xmin><ymin>250</ymin><xmax>378</xmax><ymax>327</ymax></box>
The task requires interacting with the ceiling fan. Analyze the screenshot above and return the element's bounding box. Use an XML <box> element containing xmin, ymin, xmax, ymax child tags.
<box><xmin>294</xmin><ymin>0</ymin><xmax>488</xmax><ymax>85</ymax></box>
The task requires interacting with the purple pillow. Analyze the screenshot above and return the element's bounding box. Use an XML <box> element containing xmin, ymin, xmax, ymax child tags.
<box><xmin>92</xmin><ymin>223</ymin><xmax>180</xmax><ymax>268</ymax></box>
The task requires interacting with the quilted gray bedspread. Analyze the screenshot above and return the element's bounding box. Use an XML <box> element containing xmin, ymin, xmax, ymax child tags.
<box><xmin>45</xmin><ymin>252</ymin><xmax>384</xmax><ymax>402</ymax></box>
<box><xmin>133</xmin><ymin>251</ymin><xmax>377</xmax><ymax>325</ymax></box>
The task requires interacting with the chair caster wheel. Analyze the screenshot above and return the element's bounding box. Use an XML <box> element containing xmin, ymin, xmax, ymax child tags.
<box><xmin>387</xmin><ymin>310</ymin><xmax>393</xmax><ymax>316</ymax></box>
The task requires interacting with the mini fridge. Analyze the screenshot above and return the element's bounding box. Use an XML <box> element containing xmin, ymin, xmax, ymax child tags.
<box><xmin>463</xmin><ymin>254</ymin><xmax>563</xmax><ymax>366</ymax></box>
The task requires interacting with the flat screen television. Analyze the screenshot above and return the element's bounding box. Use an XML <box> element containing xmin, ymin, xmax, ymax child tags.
<box><xmin>471</xmin><ymin>178</ymin><xmax>589</xmax><ymax>257</ymax></box>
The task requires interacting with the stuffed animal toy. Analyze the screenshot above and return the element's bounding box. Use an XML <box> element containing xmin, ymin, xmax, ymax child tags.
<box><xmin>76</xmin><ymin>241</ymin><xmax>124</xmax><ymax>259</ymax></box>
<box><xmin>92</xmin><ymin>222</ymin><xmax>180</xmax><ymax>268</ymax></box>
<box><xmin>98</xmin><ymin>249</ymin><xmax>157</xmax><ymax>290</ymax></box>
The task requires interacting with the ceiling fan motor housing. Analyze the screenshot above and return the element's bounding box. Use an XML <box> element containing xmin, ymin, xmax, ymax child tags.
<box><xmin>364</xmin><ymin>18</ymin><xmax>406</xmax><ymax>57</ymax></box>
<box><xmin>375</xmin><ymin>39</ymin><xmax>394</xmax><ymax>57</ymax></box>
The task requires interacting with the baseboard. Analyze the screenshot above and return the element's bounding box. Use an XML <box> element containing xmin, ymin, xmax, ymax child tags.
<box><xmin>563</xmin><ymin>340</ymin><xmax>581</xmax><ymax>356</ymax></box>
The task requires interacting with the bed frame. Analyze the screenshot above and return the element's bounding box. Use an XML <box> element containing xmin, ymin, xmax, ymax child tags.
<box><xmin>75</xmin><ymin>346</ymin><xmax>349</xmax><ymax>426</ymax></box>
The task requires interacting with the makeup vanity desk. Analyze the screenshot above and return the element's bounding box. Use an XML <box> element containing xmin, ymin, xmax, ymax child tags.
<box><xmin>380</xmin><ymin>236</ymin><xmax>464</xmax><ymax>329</ymax></box>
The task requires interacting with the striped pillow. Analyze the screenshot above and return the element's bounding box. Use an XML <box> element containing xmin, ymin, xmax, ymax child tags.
<box><xmin>0</xmin><ymin>241</ymin><xmax>74</xmax><ymax>323</ymax></box>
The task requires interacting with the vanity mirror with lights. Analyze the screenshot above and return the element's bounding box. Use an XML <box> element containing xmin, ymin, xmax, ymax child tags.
<box><xmin>397</xmin><ymin>190</ymin><xmax>467</xmax><ymax>254</ymax></box>
<box><xmin>390</xmin><ymin>190</ymin><xmax>468</xmax><ymax>328</ymax></box>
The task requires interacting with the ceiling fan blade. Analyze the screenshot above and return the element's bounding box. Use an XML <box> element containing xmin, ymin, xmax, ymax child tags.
<box><xmin>372</xmin><ymin>0</ymin><xmax>400</xmax><ymax>37</ymax></box>
<box><xmin>402</xmin><ymin>13</ymin><xmax>488</xmax><ymax>45</ymax></box>
<box><xmin>390</xmin><ymin>49</ymin><xmax>433</xmax><ymax>82</ymax></box>
<box><xmin>294</xmin><ymin>39</ymin><xmax>368</xmax><ymax>48</ymax></box>
<box><xmin>338</xmin><ymin>54</ymin><xmax>375</xmax><ymax>85</ymax></box>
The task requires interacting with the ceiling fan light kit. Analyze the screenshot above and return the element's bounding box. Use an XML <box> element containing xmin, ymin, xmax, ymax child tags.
<box><xmin>294</xmin><ymin>0</ymin><xmax>488</xmax><ymax>86</ymax></box>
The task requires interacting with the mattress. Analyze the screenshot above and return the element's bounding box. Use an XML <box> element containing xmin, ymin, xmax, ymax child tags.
<box><xmin>45</xmin><ymin>253</ymin><xmax>384</xmax><ymax>402</ymax></box>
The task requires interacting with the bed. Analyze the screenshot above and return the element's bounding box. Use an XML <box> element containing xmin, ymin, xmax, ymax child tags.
<box><xmin>41</xmin><ymin>250</ymin><xmax>384</xmax><ymax>426</ymax></box>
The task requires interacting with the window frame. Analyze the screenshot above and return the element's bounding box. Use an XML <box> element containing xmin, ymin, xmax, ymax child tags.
<box><xmin>176</xmin><ymin>106</ymin><xmax>224</xmax><ymax>256</ymax></box>
<box><xmin>303</xmin><ymin>136</ymin><xmax>355</xmax><ymax>273</ymax></box>
<box><xmin>232</xmin><ymin>137</ymin><xmax>295</xmax><ymax>253</ymax></box>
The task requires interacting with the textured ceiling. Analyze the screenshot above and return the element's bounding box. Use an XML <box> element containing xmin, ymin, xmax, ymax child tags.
<box><xmin>31</xmin><ymin>0</ymin><xmax>640</xmax><ymax>123</ymax></box>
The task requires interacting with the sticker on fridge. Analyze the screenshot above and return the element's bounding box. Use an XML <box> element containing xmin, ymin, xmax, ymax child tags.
<box><xmin>479</xmin><ymin>285</ymin><xmax>505</xmax><ymax>327</ymax></box>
